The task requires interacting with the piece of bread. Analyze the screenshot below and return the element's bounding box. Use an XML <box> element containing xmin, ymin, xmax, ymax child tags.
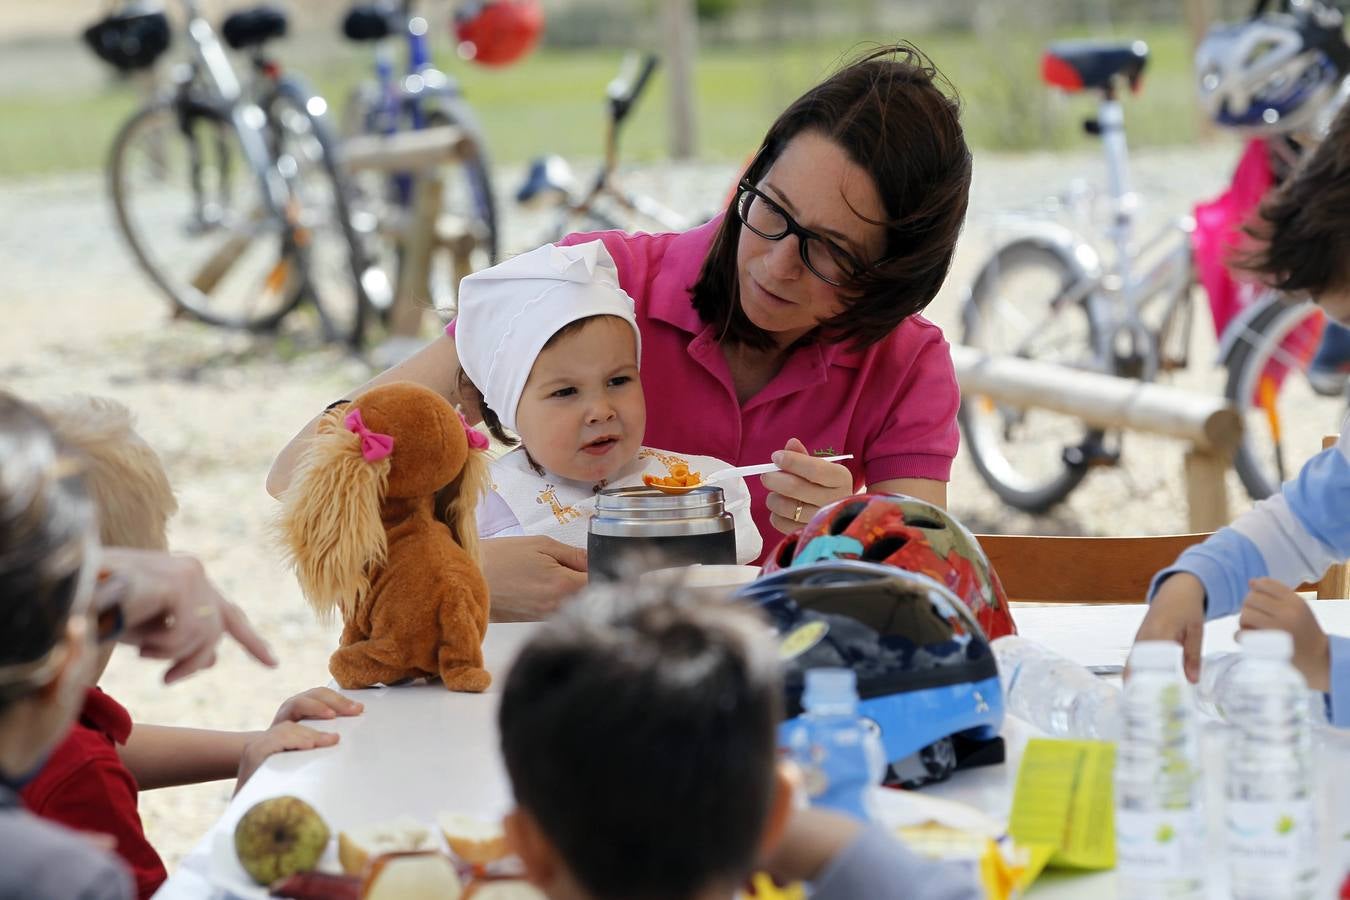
<box><xmin>437</xmin><ymin>813</ymin><xmax>509</xmax><ymax>866</ymax></box>
<box><xmin>462</xmin><ymin>877</ymin><xmax>547</xmax><ymax>899</ymax></box>
<box><xmin>337</xmin><ymin>817</ymin><xmax>432</xmax><ymax>875</ymax></box>
<box><xmin>362</xmin><ymin>851</ymin><xmax>463</xmax><ymax>900</ymax></box>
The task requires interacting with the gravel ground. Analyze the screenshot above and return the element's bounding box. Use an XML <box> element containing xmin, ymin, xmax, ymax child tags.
<box><xmin>0</xmin><ymin>140</ymin><xmax>1259</xmax><ymax>869</ymax></box>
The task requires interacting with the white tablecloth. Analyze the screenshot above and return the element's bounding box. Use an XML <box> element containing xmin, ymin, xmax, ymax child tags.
<box><xmin>154</xmin><ymin>603</ymin><xmax>1350</xmax><ymax>899</ymax></box>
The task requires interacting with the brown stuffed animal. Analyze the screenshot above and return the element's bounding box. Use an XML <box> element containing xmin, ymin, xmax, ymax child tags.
<box><xmin>279</xmin><ymin>381</ymin><xmax>492</xmax><ymax>692</ymax></box>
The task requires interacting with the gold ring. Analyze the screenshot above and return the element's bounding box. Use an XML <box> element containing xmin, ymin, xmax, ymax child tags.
<box><xmin>793</xmin><ymin>502</ymin><xmax>804</xmax><ymax>523</ymax></box>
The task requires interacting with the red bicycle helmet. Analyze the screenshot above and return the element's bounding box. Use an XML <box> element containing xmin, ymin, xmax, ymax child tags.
<box><xmin>762</xmin><ymin>493</ymin><xmax>1017</xmax><ymax>639</ymax></box>
<box><xmin>454</xmin><ymin>1</ymin><xmax>543</xmax><ymax>67</ymax></box>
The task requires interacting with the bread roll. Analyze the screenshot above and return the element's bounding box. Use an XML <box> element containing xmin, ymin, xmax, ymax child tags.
<box><xmin>337</xmin><ymin>817</ymin><xmax>432</xmax><ymax>875</ymax></box>
<box><xmin>437</xmin><ymin>813</ymin><xmax>509</xmax><ymax>866</ymax></box>
<box><xmin>362</xmin><ymin>851</ymin><xmax>463</xmax><ymax>900</ymax></box>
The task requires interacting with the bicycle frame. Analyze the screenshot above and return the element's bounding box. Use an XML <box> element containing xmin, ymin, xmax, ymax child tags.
<box><xmin>366</xmin><ymin>1</ymin><xmax>466</xmax><ymax>206</ymax></box>
<box><xmin>1072</xmin><ymin>90</ymin><xmax>1197</xmax><ymax>379</ymax></box>
<box><xmin>521</xmin><ymin>53</ymin><xmax>687</xmax><ymax>238</ymax></box>
<box><xmin>175</xmin><ymin>0</ymin><xmax>291</xmax><ymax>220</ymax></box>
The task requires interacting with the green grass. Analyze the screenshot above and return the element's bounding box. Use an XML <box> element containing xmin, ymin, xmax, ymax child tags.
<box><xmin>0</xmin><ymin>24</ymin><xmax>1205</xmax><ymax>179</ymax></box>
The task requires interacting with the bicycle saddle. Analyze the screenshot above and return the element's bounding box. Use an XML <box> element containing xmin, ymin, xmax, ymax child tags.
<box><xmin>221</xmin><ymin>5</ymin><xmax>288</xmax><ymax>51</ymax></box>
<box><xmin>342</xmin><ymin>4</ymin><xmax>397</xmax><ymax>42</ymax></box>
<box><xmin>83</xmin><ymin>7</ymin><xmax>170</xmax><ymax>72</ymax></box>
<box><xmin>1042</xmin><ymin>40</ymin><xmax>1149</xmax><ymax>94</ymax></box>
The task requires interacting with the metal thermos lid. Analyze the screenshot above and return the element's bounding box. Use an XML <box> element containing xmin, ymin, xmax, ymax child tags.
<box><xmin>589</xmin><ymin>485</ymin><xmax>734</xmax><ymax>538</ymax></box>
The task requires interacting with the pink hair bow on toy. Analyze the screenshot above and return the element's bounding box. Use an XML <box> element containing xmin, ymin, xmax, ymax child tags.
<box><xmin>345</xmin><ymin>409</ymin><xmax>394</xmax><ymax>462</ymax></box>
<box><xmin>458</xmin><ymin>411</ymin><xmax>490</xmax><ymax>451</ymax></box>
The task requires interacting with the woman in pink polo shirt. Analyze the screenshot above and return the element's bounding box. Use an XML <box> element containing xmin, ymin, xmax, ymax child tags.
<box><xmin>267</xmin><ymin>43</ymin><xmax>971</xmax><ymax>620</ymax></box>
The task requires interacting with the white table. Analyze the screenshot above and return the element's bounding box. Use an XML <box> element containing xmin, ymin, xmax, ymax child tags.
<box><xmin>155</xmin><ymin>603</ymin><xmax>1350</xmax><ymax>899</ymax></box>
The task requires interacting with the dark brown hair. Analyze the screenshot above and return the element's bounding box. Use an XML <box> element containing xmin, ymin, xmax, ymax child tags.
<box><xmin>1241</xmin><ymin>103</ymin><xmax>1350</xmax><ymax>295</ymax></box>
<box><xmin>691</xmin><ymin>42</ymin><xmax>972</xmax><ymax>352</ymax></box>
<box><xmin>499</xmin><ymin>585</ymin><xmax>783</xmax><ymax>900</ymax></box>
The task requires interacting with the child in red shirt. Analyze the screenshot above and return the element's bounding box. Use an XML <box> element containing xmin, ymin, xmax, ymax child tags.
<box><xmin>20</xmin><ymin>397</ymin><xmax>360</xmax><ymax>898</ymax></box>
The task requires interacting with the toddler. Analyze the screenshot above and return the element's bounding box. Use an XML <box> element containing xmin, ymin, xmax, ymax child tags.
<box><xmin>455</xmin><ymin>240</ymin><xmax>762</xmax><ymax>563</ymax></box>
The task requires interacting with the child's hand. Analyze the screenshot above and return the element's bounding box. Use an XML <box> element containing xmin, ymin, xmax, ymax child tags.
<box><xmin>236</xmin><ymin>722</ymin><xmax>340</xmax><ymax>791</ymax></box>
<box><xmin>1133</xmin><ymin>573</ymin><xmax>1207</xmax><ymax>682</ymax></box>
<box><xmin>1238</xmin><ymin>577</ymin><xmax>1331</xmax><ymax>691</ymax></box>
<box><xmin>271</xmin><ymin>686</ymin><xmax>364</xmax><ymax>727</ymax></box>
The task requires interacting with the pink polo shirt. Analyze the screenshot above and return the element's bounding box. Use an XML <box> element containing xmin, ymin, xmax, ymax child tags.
<box><xmin>452</xmin><ymin>218</ymin><xmax>959</xmax><ymax>560</ymax></box>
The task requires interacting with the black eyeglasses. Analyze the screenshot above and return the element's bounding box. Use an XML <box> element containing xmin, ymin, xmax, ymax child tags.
<box><xmin>735</xmin><ymin>180</ymin><xmax>867</xmax><ymax>287</ymax></box>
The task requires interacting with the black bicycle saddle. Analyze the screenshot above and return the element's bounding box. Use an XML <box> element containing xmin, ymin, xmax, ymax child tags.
<box><xmin>221</xmin><ymin>5</ymin><xmax>288</xmax><ymax>51</ymax></box>
<box><xmin>1044</xmin><ymin>41</ymin><xmax>1149</xmax><ymax>92</ymax></box>
<box><xmin>342</xmin><ymin>3</ymin><xmax>398</xmax><ymax>42</ymax></box>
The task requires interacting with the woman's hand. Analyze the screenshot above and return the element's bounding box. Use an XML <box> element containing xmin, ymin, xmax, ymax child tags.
<box><xmin>482</xmin><ymin>536</ymin><xmax>588</xmax><ymax>621</ymax></box>
<box><xmin>759</xmin><ymin>438</ymin><xmax>854</xmax><ymax>535</ymax></box>
<box><xmin>100</xmin><ymin>547</ymin><xmax>277</xmax><ymax>684</ymax></box>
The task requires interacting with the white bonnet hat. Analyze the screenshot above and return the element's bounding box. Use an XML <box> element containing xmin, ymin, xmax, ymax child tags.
<box><xmin>455</xmin><ymin>240</ymin><xmax>642</xmax><ymax>433</ymax></box>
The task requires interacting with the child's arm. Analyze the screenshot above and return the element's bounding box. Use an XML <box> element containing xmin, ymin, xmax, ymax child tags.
<box><xmin>118</xmin><ymin>724</ymin><xmax>257</xmax><ymax>790</ymax></box>
<box><xmin>763</xmin><ymin>808</ymin><xmax>980</xmax><ymax>900</ymax></box>
<box><xmin>1151</xmin><ymin>436</ymin><xmax>1350</xmax><ymax>618</ymax></box>
<box><xmin>119</xmin><ymin>688</ymin><xmax>363</xmax><ymax>790</ymax></box>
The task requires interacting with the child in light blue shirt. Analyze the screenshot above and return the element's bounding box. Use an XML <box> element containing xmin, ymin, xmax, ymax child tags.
<box><xmin>1137</xmin><ymin>101</ymin><xmax>1350</xmax><ymax>724</ymax></box>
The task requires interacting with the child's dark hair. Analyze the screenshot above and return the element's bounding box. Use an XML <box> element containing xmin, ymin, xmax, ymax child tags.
<box><xmin>0</xmin><ymin>393</ymin><xmax>96</xmax><ymax>710</ymax></box>
<box><xmin>1241</xmin><ymin>102</ymin><xmax>1350</xmax><ymax>295</ymax></box>
<box><xmin>498</xmin><ymin>586</ymin><xmax>783</xmax><ymax>900</ymax></box>
<box><xmin>692</xmin><ymin>42</ymin><xmax>972</xmax><ymax>352</ymax></box>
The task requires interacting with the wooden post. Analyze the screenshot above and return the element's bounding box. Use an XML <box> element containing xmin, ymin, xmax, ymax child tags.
<box><xmin>388</xmin><ymin>175</ymin><xmax>444</xmax><ymax>337</ymax></box>
<box><xmin>663</xmin><ymin>0</ymin><xmax>698</xmax><ymax>160</ymax></box>
<box><xmin>1183</xmin><ymin>447</ymin><xmax>1230</xmax><ymax>532</ymax></box>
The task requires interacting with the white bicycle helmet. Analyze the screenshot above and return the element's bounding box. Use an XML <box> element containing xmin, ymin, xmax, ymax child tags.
<box><xmin>1196</xmin><ymin>5</ymin><xmax>1349</xmax><ymax>135</ymax></box>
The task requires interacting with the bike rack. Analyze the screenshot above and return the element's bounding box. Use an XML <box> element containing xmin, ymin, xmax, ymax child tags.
<box><xmin>951</xmin><ymin>344</ymin><xmax>1242</xmax><ymax>531</ymax></box>
<box><xmin>341</xmin><ymin>125</ymin><xmax>479</xmax><ymax>336</ymax></box>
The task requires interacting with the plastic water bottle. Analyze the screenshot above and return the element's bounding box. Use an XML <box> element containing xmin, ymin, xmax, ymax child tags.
<box><xmin>1197</xmin><ymin>650</ymin><xmax>1328</xmax><ymax>727</ymax></box>
<box><xmin>783</xmin><ymin>668</ymin><xmax>886</xmax><ymax>822</ymax></box>
<box><xmin>1115</xmin><ymin>640</ymin><xmax>1206</xmax><ymax>900</ymax></box>
<box><xmin>991</xmin><ymin>635</ymin><xmax>1122</xmax><ymax>740</ymax></box>
<box><xmin>1225</xmin><ymin>630</ymin><xmax>1318</xmax><ymax>900</ymax></box>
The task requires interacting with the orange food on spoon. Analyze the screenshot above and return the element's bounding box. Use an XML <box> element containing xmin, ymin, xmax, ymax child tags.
<box><xmin>643</xmin><ymin>462</ymin><xmax>702</xmax><ymax>488</ymax></box>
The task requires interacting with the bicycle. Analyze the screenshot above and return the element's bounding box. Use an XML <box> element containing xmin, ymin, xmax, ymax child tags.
<box><xmin>958</xmin><ymin>4</ymin><xmax>1350</xmax><ymax>512</ymax></box>
<box><xmin>88</xmin><ymin>1</ymin><xmax>376</xmax><ymax>347</ymax></box>
<box><xmin>340</xmin><ymin>0</ymin><xmax>503</xmax><ymax>319</ymax></box>
<box><xmin>515</xmin><ymin>53</ymin><xmax>689</xmax><ymax>242</ymax></box>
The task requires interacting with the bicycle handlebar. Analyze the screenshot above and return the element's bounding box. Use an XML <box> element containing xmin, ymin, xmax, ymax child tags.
<box><xmin>608</xmin><ymin>53</ymin><xmax>660</xmax><ymax>126</ymax></box>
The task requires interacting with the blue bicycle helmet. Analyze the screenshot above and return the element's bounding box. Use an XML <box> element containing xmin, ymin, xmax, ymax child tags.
<box><xmin>735</xmin><ymin>560</ymin><xmax>1004</xmax><ymax>788</ymax></box>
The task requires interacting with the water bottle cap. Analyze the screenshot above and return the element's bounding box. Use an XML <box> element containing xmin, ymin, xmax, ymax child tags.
<box><xmin>1128</xmin><ymin>640</ymin><xmax>1183</xmax><ymax>670</ymax></box>
<box><xmin>1239</xmin><ymin>628</ymin><xmax>1294</xmax><ymax>660</ymax></box>
<box><xmin>802</xmin><ymin>667</ymin><xmax>858</xmax><ymax>711</ymax></box>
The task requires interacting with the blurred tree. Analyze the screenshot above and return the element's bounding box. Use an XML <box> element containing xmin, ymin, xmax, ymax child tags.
<box><xmin>696</xmin><ymin>0</ymin><xmax>740</xmax><ymax>21</ymax></box>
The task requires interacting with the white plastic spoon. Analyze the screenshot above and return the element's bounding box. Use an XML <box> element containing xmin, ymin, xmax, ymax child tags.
<box><xmin>646</xmin><ymin>454</ymin><xmax>854</xmax><ymax>494</ymax></box>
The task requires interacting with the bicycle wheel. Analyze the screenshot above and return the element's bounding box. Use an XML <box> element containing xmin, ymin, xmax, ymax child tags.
<box><xmin>109</xmin><ymin>96</ymin><xmax>303</xmax><ymax>330</ymax></box>
<box><xmin>957</xmin><ymin>237</ymin><xmax>1107</xmax><ymax>513</ymax></box>
<box><xmin>268</xmin><ymin>78</ymin><xmax>380</xmax><ymax>349</ymax></box>
<box><xmin>1223</xmin><ymin>297</ymin><xmax>1343</xmax><ymax>500</ymax></box>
